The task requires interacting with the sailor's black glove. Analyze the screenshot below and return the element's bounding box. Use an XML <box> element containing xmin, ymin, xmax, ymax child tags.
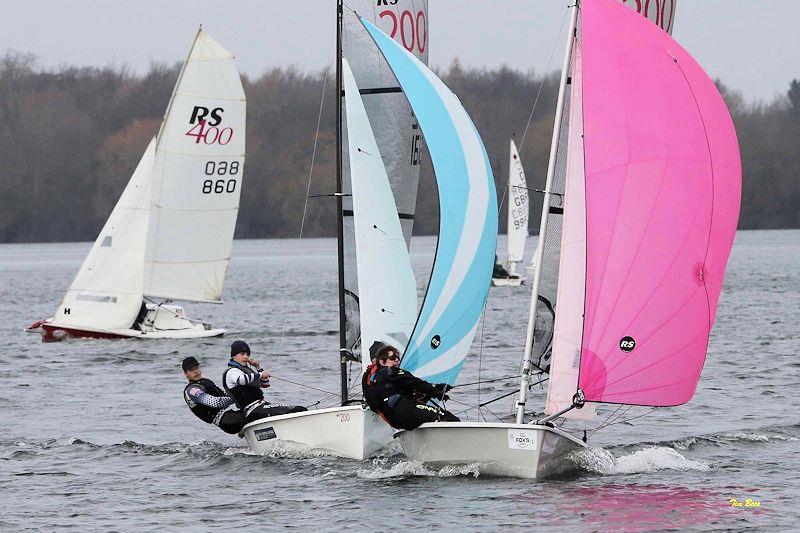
<box><xmin>433</xmin><ymin>383</ymin><xmax>453</xmax><ymax>394</ymax></box>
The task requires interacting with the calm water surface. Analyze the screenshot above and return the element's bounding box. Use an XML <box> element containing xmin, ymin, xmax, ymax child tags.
<box><xmin>0</xmin><ymin>231</ymin><xmax>797</xmax><ymax>531</ymax></box>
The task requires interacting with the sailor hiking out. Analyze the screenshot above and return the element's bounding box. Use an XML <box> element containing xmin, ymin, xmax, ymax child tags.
<box><xmin>223</xmin><ymin>340</ymin><xmax>307</xmax><ymax>424</ymax></box>
<box><xmin>362</xmin><ymin>342</ymin><xmax>459</xmax><ymax>430</ymax></box>
<box><xmin>182</xmin><ymin>356</ymin><xmax>246</xmax><ymax>435</ymax></box>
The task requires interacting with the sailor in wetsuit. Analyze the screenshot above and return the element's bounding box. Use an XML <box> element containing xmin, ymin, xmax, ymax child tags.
<box><xmin>182</xmin><ymin>356</ymin><xmax>246</xmax><ymax>435</ymax></box>
<box><xmin>362</xmin><ymin>342</ymin><xmax>459</xmax><ymax>430</ymax></box>
<box><xmin>492</xmin><ymin>254</ymin><xmax>510</xmax><ymax>279</ymax></box>
<box><xmin>223</xmin><ymin>340</ymin><xmax>307</xmax><ymax>424</ymax></box>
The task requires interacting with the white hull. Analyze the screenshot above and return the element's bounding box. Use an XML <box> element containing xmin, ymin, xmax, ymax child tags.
<box><xmin>242</xmin><ymin>405</ymin><xmax>394</xmax><ymax>460</ymax></box>
<box><xmin>396</xmin><ymin>422</ymin><xmax>586</xmax><ymax>479</ymax></box>
<box><xmin>491</xmin><ymin>276</ymin><xmax>524</xmax><ymax>287</ymax></box>
<box><xmin>37</xmin><ymin>304</ymin><xmax>223</xmax><ymax>340</ymax></box>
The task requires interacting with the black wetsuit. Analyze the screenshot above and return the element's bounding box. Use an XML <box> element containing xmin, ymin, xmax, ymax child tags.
<box><xmin>183</xmin><ymin>378</ymin><xmax>246</xmax><ymax>435</ymax></box>
<box><xmin>222</xmin><ymin>360</ymin><xmax>306</xmax><ymax>424</ymax></box>
<box><xmin>362</xmin><ymin>363</ymin><xmax>459</xmax><ymax>430</ymax></box>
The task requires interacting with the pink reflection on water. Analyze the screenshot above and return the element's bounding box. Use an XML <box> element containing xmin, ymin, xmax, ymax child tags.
<box><xmin>549</xmin><ymin>484</ymin><xmax>767</xmax><ymax>531</ymax></box>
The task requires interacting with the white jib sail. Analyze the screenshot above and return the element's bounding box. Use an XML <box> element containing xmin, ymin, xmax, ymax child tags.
<box><xmin>144</xmin><ymin>29</ymin><xmax>246</xmax><ymax>303</ymax></box>
<box><xmin>507</xmin><ymin>139</ymin><xmax>529</xmax><ymax>274</ymax></box>
<box><xmin>54</xmin><ymin>139</ymin><xmax>156</xmax><ymax>331</ymax></box>
<box><xmin>545</xmin><ymin>35</ymin><xmax>595</xmax><ymax>422</ymax></box>
<box><xmin>343</xmin><ymin>59</ymin><xmax>418</xmax><ymax>371</ymax></box>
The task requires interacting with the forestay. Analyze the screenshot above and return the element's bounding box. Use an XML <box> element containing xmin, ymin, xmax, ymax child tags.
<box><xmin>144</xmin><ymin>29</ymin><xmax>246</xmax><ymax>303</ymax></box>
<box><xmin>577</xmin><ymin>0</ymin><xmax>740</xmax><ymax>406</ymax></box>
<box><xmin>342</xmin><ymin>59</ymin><xmax>418</xmax><ymax>371</ymax></box>
<box><xmin>507</xmin><ymin>139</ymin><xmax>529</xmax><ymax>270</ymax></box>
<box><xmin>361</xmin><ymin>17</ymin><xmax>498</xmax><ymax>385</ymax></box>
<box><xmin>341</xmin><ymin>1</ymin><xmax>428</xmax><ymax>354</ymax></box>
<box><xmin>54</xmin><ymin>140</ymin><xmax>156</xmax><ymax>331</ymax></box>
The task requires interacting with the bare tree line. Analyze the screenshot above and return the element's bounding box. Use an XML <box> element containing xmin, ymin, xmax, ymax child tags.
<box><xmin>1</xmin><ymin>51</ymin><xmax>798</xmax><ymax>243</ymax></box>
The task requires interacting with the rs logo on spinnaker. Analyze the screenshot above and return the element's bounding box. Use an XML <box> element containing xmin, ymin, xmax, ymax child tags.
<box><xmin>185</xmin><ymin>105</ymin><xmax>233</xmax><ymax>145</ymax></box>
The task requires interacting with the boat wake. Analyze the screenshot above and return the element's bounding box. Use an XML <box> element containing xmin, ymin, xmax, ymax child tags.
<box><xmin>356</xmin><ymin>458</ymin><xmax>483</xmax><ymax>479</ymax></box>
<box><xmin>569</xmin><ymin>446</ymin><xmax>710</xmax><ymax>476</ymax></box>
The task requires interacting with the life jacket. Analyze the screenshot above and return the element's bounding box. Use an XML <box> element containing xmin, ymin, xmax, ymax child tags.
<box><xmin>183</xmin><ymin>378</ymin><xmax>227</xmax><ymax>424</ymax></box>
<box><xmin>361</xmin><ymin>362</ymin><xmax>383</xmax><ymax>413</ymax></box>
<box><xmin>222</xmin><ymin>360</ymin><xmax>264</xmax><ymax>410</ymax></box>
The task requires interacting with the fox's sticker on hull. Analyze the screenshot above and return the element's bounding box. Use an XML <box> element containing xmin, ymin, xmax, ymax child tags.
<box><xmin>507</xmin><ymin>429</ymin><xmax>537</xmax><ymax>451</ymax></box>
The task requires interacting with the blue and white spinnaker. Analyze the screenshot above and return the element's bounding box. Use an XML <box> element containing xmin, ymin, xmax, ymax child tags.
<box><xmin>360</xmin><ymin>17</ymin><xmax>498</xmax><ymax>385</ymax></box>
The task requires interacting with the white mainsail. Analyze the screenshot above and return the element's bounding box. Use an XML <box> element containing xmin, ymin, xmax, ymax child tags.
<box><xmin>343</xmin><ymin>59</ymin><xmax>418</xmax><ymax>370</ymax></box>
<box><xmin>144</xmin><ymin>29</ymin><xmax>246</xmax><ymax>303</ymax></box>
<box><xmin>53</xmin><ymin>140</ymin><xmax>156</xmax><ymax>331</ymax></box>
<box><xmin>506</xmin><ymin>139</ymin><xmax>529</xmax><ymax>274</ymax></box>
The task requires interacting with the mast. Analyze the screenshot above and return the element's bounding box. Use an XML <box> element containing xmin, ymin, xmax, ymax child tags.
<box><xmin>515</xmin><ymin>1</ymin><xmax>579</xmax><ymax>424</ymax></box>
<box><xmin>335</xmin><ymin>0</ymin><xmax>349</xmax><ymax>405</ymax></box>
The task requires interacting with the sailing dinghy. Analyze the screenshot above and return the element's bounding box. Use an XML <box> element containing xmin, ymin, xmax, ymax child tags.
<box><xmin>398</xmin><ymin>0</ymin><xmax>741</xmax><ymax>479</ymax></box>
<box><xmin>30</xmin><ymin>29</ymin><xmax>246</xmax><ymax>341</ymax></box>
<box><xmin>241</xmin><ymin>1</ymin><xmax>427</xmax><ymax>459</ymax></box>
<box><xmin>493</xmin><ymin>139</ymin><xmax>529</xmax><ymax>287</ymax></box>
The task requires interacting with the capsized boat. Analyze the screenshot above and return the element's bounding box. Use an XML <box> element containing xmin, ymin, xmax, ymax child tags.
<box><xmin>493</xmin><ymin>139</ymin><xmax>529</xmax><ymax>287</ymax></box>
<box><xmin>398</xmin><ymin>0</ymin><xmax>740</xmax><ymax>479</ymax></box>
<box><xmin>241</xmin><ymin>0</ymin><xmax>428</xmax><ymax>459</ymax></box>
<box><xmin>29</xmin><ymin>29</ymin><xmax>246</xmax><ymax>341</ymax></box>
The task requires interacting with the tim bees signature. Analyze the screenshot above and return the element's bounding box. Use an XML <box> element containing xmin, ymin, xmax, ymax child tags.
<box><xmin>729</xmin><ymin>498</ymin><xmax>761</xmax><ymax>508</ymax></box>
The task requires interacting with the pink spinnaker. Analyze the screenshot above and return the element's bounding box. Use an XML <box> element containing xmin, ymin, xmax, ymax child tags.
<box><xmin>577</xmin><ymin>0</ymin><xmax>741</xmax><ymax>406</ymax></box>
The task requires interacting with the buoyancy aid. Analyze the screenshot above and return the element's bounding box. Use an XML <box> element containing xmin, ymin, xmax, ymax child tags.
<box><xmin>222</xmin><ymin>360</ymin><xmax>264</xmax><ymax>410</ymax></box>
<box><xmin>183</xmin><ymin>378</ymin><xmax>227</xmax><ymax>424</ymax></box>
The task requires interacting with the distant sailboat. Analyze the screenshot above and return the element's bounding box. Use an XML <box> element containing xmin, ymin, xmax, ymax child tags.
<box><xmin>397</xmin><ymin>0</ymin><xmax>740</xmax><ymax>479</ymax></box>
<box><xmin>493</xmin><ymin>139</ymin><xmax>529</xmax><ymax>287</ymax></box>
<box><xmin>29</xmin><ymin>29</ymin><xmax>246</xmax><ymax>341</ymax></box>
<box><xmin>241</xmin><ymin>0</ymin><xmax>427</xmax><ymax>459</ymax></box>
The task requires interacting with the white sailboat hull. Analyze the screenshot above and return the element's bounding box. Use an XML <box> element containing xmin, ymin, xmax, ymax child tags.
<box><xmin>491</xmin><ymin>276</ymin><xmax>525</xmax><ymax>287</ymax></box>
<box><xmin>396</xmin><ymin>422</ymin><xmax>586</xmax><ymax>479</ymax></box>
<box><xmin>241</xmin><ymin>405</ymin><xmax>394</xmax><ymax>460</ymax></box>
<box><xmin>36</xmin><ymin>304</ymin><xmax>223</xmax><ymax>340</ymax></box>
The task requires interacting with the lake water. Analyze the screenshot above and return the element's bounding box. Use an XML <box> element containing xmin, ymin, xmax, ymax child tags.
<box><xmin>0</xmin><ymin>231</ymin><xmax>797</xmax><ymax>530</ymax></box>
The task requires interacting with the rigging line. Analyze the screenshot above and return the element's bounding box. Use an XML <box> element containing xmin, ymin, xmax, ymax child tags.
<box><xmin>453</xmin><ymin>374</ymin><xmax>522</xmax><ymax>389</ymax></box>
<box><xmin>476</xmin><ymin>294</ymin><xmax>489</xmax><ymax>408</ymax></box>
<box><xmin>478</xmin><ymin>377</ymin><xmax>548</xmax><ymax>409</ymax></box>
<box><xmin>269</xmin><ymin>375</ymin><xmax>338</xmax><ymax>397</ymax></box>
<box><xmin>590</xmin><ymin>407</ymin><xmax>658</xmax><ymax>438</ymax></box>
<box><xmin>518</xmin><ymin>7</ymin><xmax>570</xmax><ymax>155</ymax></box>
<box><xmin>587</xmin><ymin>405</ymin><xmax>629</xmax><ymax>438</ymax></box>
<box><xmin>603</xmin><ymin>407</ymin><xmax>659</xmax><ymax>428</ymax></box>
<box><xmin>497</xmin><ymin>184</ymin><xmax>509</xmax><ymax>214</ymax></box>
<box><xmin>299</xmin><ymin>52</ymin><xmax>332</xmax><ymax>239</ymax></box>
<box><xmin>478</xmin><ymin>388</ymin><xmax>518</xmax><ymax>409</ymax></box>
<box><xmin>481</xmin><ymin>402</ymin><xmax>508</xmax><ymax>424</ymax></box>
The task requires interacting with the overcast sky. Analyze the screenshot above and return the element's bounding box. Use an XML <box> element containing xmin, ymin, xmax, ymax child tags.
<box><xmin>1</xmin><ymin>1</ymin><xmax>797</xmax><ymax>103</ymax></box>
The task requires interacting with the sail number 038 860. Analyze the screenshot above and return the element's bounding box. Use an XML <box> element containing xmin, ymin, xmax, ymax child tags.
<box><xmin>202</xmin><ymin>161</ymin><xmax>239</xmax><ymax>194</ymax></box>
